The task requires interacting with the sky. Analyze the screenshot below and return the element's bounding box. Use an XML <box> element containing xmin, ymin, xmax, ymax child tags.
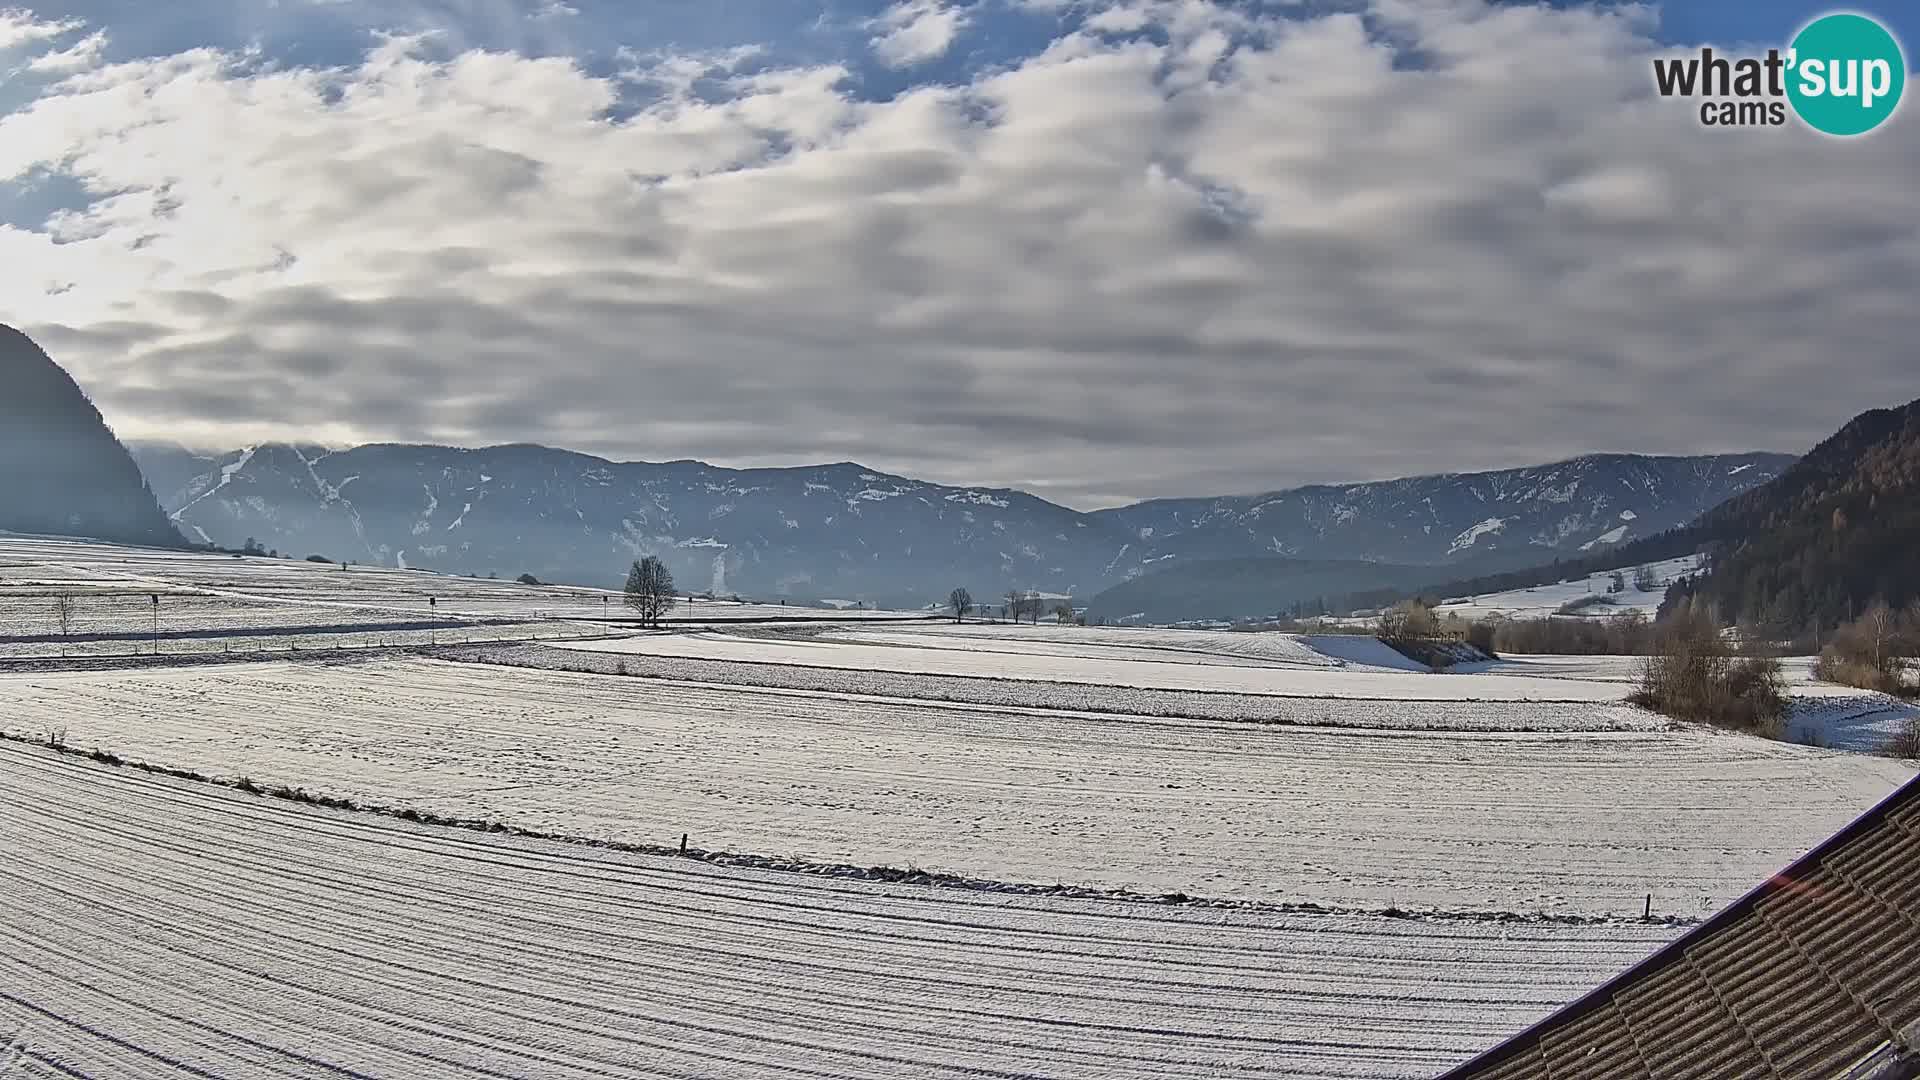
<box><xmin>0</xmin><ymin>1</ymin><xmax>1915</xmax><ymax>510</ymax></box>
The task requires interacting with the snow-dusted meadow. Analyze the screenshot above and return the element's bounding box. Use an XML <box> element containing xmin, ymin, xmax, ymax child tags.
<box><xmin>0</xmin><ymin>741</ymin><xmax>1682</xmax><ymax>1080</ymax></box>
<box><xmin>2</xmin><ymin>657</ymin><xmax>1908</xmax><ymax>916</ymax></box>
<box><xmin>2</xmin><ymin>537</ymin><xmax>1914</xmax><ymax>1078</ymax></box>
<box><xmin>1431</xmin><ymin>554</ymin><xmax>1703</xmax><ymax>622</ymax></box>
<box><xmin>554</xmin><ymin>628</ymin><xmax>1634</xmax><ymax>701</ymax></box>
<box><xmin>0</xmin><ymin>536</ymin><xmax>929</xmax><ymax>658</ymax></box>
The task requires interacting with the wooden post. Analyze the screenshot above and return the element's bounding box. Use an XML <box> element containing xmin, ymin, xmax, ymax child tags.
<box><xmin>679</xmin><ymin>833</ymin><xmax>688</xmax><ymax>855</ymax></box>
<box><xmin>1644</xmin><ymin>893</ymin><xmax>1652</xmax><ymax>921</ymax></box>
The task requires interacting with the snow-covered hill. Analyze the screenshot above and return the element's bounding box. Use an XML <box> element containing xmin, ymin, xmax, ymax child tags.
<box><xmin>129</xmin><ymin>442</ymin><xmax>1791</xmax><ymax>606</ymax></box>
<box><xmin>1091</xmin><ymin>453</ymin><xmax>1793</xmax><ymax>568</ymax></box>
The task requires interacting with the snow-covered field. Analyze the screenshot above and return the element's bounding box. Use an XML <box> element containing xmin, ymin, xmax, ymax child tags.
<box><xmin>0</xmin><ymin>536</ymin><xmax>930</xmax><ymax>658</ymax></box>
<box><xmin>2</xmin><ymin>658</ymin><xmax>1907</xmax><ymax>916</ymax></box>
<box><xmin>3</xmin><ymin>536</ymin><xmax>1913</xmax><ymax>1077</ymax></box>
<box><xmin>0</xmin><ymin>741</ymin><xmax>1681</xmax><ymax>1080</ymax></box>
<box><xmin>557</xmin><ymin>630</ymin><xmax>1631</xmax><ymax>701</ymax></box>
<box><xmin>456</xmin><ymin>642</ymin><xmax>1665</xmax><ymax>730</ymax></box>
<box><xmin>1432</xmin><ymin>555</ymin><xmax>1703</xmax><ymax>622</ymax></box>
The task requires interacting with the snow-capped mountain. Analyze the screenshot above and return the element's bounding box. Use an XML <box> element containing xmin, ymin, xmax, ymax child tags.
<box><xmin>1088</xmin><ymin>452</ymin><xmax>1796</xmax><ymax>569</ymax></box>
<box><xmin>130</xmin><ymin>442</ymin><xmax>1120</xmax><ymax>603</ymax></box>
<box><xmin>130</xmin><ymin>442</ymin><xmax>1793</xmax><ymax>606</ymax></box>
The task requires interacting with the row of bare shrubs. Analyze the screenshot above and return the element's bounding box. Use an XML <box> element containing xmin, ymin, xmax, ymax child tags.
<box><xmin>1491</xmin><ymin>611</ymin><xmax>1653</xmax><ymax>655</ymax></box>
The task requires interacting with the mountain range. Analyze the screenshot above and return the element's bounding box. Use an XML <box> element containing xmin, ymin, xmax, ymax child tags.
<box><xmin>129</xmin><ymin>438</ymin><xmax>1793</xmax><ymax>610</ymax></box>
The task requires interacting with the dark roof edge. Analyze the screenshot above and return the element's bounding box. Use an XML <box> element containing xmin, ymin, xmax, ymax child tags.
<box><xmin>1434</xmin><ymin>771</ymin><xmax>1920</xmax><ymax>1080</ymax></box>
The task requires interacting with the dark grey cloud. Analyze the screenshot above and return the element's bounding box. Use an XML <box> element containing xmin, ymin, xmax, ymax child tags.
<box><xmin>0</xmin><ymin>1</ymin><xmax>1916</xmax><ymax>509</ymax></box>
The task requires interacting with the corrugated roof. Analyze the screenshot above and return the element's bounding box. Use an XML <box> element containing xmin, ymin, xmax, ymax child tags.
<box><xmin>1438</xmin><ymin>774</ymin><xmax>1920</xmax><ymax>1080</ymax></box>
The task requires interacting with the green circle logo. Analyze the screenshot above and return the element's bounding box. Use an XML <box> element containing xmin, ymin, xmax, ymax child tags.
<box><xmin>1787</xmin><ymin>13</ymin><xmax>1906</xmax><ymax>136</ymax></box>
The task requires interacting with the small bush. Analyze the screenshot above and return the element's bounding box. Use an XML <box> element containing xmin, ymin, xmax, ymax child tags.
<box><xmin>1630</xmin><ymin>604</ymin><xmax>1788</xmax><ymax>734</ymax></box>
<box><xmin>1464</xmin><ymin>621</ymin><xmax>1498</xmax><ymax>658</ymax></box>
<box><xmin>1885</xmin><ymin>718</ymin><xmax>1920</xmax><ymax>759</ymax></box>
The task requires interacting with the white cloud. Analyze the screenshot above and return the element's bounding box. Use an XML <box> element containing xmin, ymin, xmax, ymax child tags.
<box><xmin>0</xmin><ymin>1</ymin><xmax>1916</xmax><ymax>508</ymax></box>
<box><xmin>870</xmin><ymin>0</ymin><xmax>969</xmax><ymax>68</ymax></box>
<box><xmin>25</xmin><ymin>28</ymin><xmax>106</xmax><ymax>73</ymax></box>
<box><xmin>0</xmin><ymin>7</ymin><xmax>82</xmax><ymax>51</ymax></box>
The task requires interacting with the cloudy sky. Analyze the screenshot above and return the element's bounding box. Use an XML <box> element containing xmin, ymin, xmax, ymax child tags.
<box><xmin>1</xmin><ymin>0</ymin><xmax>1915</xmax><ymax>509</ymax></box>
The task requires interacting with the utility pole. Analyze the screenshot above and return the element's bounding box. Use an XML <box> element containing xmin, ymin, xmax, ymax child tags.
<box><xmin>150</xmin><ymin>593</ymin><xmax>160</xmax><ymax>655</ymax></box>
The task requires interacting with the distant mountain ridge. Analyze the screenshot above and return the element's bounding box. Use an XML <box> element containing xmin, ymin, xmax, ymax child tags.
<box><xmin>131</xmin><ymin>438</ymin><xmax>1792</xmax><ymax>608</ymax></box>
<box><xmin>0</xmin><ymin>325</ymin><xmax>182</xmax><ymax>548</ymax></box>
<box><xmin>1090</xmin><ymin>452</ymin><xmax>1794</xmax><ymax>567</ymax></box>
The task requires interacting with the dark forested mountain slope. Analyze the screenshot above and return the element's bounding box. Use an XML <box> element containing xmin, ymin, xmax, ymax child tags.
<box><xmin>1675</xmin><ymin>398</ymin><xmax>1920</xmax><ymax>633</ymax></box>
<box><xmin>0</xmin><ymin>325</ymin><xmax>181</xmax><ymax>548</ymax></box>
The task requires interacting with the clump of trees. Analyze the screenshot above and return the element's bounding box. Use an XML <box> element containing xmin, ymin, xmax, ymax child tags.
<box><xmin>516</xmin><ymin>573</ymin><xmax>542</xmax><ymax>586</ymax></box>
<box><xmin>1813</xmin><ymin>600</ymin><xmax>1918</xmax><ymax>696</ymax></box>
<box><xmin>1377</xmin><ymin>599</ymin><xmax>1441</xmax><ymax>643</ymax></box>
<box><xmin>1004</xmin><ymin>589</ymin><xmax>1045</xmax><ymax>624</ymax></box>
<box><xmin>624</xmin><ymin>556</ymin><xmax>676</xmax><ymax>628</ymax></box>
<box><xmin>1630</xmin><ymin>601</ymin><xmax>1788</xmax><ymax>735</ymax></box>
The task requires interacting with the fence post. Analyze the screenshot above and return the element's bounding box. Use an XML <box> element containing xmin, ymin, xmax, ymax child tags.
<box><xmin>679</xmin><ymin>833</ymin><xmax>688</xmax><ymax>856</ymax></box>
<box><xmin>1644</xmin><ymin>893</ymin><xmax>1652</xmax><ymax>921</ymax></box>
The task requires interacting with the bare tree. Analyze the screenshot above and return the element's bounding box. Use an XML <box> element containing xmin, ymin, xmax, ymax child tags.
<box><xmin>52</xmin><ymin>593</ymin><xmax>76</xmax><ymax>656</ymax></box>
<box><xmin>1052</xmin><ymin>603</ymin><xmax>1074</xmax><ymax>624</ymax></box>
<box><xmin>1004</xmin><ymin>589</ymin><xmax>1023</xmax><ymax>624</ymax></box>
<box><xmin>948</xmin><ymin>587</ymin><xmax>973</xmax><ymax>623</ymax></box>
<box><xmin>624</xmin><ymin>556</ymin><xmax>677</xmax><ymax>628</ymax></box>
<box><xmin>1633</xmin><ymin>564</ymin><xmax>1658</xmax><ymax>592</ymax></box>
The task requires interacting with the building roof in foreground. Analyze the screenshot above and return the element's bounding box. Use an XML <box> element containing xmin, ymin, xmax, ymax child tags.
<box><xmin>1438</xmin><ymin>773</ymin><xmax>1920</xmax><ymax>1080</ymax></box>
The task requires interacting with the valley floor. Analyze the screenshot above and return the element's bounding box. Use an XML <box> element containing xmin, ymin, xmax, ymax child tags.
<box><xmin>1</xmin><ymin>537</ymin><xmax>1914</xmax><ymax>1078</ymax></box>
<box><xmin>0</xmin><ymin>741</ymin><xmax>1677</xmax><ymax>1080</ymax></box>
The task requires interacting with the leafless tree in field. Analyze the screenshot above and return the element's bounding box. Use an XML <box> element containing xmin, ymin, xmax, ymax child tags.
<box><xmin>52</xmin><ymin>593</ymin><xmax>76</xmax><ymax>657</ymax></box>
<box><xmin>624</xmin><ymin>556</ymin><xmax>677</xmax><ymax>628</ymax></box>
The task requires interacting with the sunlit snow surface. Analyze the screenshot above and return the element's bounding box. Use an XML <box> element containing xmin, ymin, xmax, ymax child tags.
<box><xmin>0</xmin><ymin>537</ymin><xmax>1914</xmax><ymax>1079</ymax></box>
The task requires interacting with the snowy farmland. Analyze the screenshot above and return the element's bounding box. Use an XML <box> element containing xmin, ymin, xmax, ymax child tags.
<box><xmin>2</xmin><ymin>536</ymin><xmax>1916</xmax><ymax>1078</ymax></box>
<box><xmin>0</xmin><ymin>536</ymin><xmax>931</xmax><ymax>658</ymax></box>
<box><xmin>554</xmin><ymin>629</ymin><xmax>1633</xmax><ymax>701</ymax></box>
<box><xmin>0</xmin><ymin>741</ymin><xmax>1682</xmax><ymax>1080</ymax></box>
<box><xmin>1</xmin><ymin>658</ymin><xmax>1908</xmax><ymax>916</ymax></box>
